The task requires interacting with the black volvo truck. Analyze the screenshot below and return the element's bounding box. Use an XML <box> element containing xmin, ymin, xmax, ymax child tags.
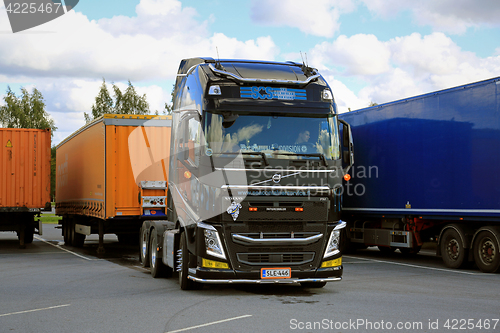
<box><xmin>140</xmin><ymin>57</ymin><xmax>353</xmax><ymax>289</ymax></box>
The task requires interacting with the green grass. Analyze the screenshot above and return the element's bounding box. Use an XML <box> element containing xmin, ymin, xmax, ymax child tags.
<box><xmin>36</xmin><ymin>214</ymin><xmax>62</xmax><ymax>224</ymax></box>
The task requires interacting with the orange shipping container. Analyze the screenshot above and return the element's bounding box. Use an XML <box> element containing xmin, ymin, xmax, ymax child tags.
<box><xmin>56</xmin><ymin>115</ymin><xmax>171</xmax><ymax>226</ymax></box>
<box><xmin>0</xmin><ymin>128</ymin><xmax>51</xmax><ymax>209</ymax></box>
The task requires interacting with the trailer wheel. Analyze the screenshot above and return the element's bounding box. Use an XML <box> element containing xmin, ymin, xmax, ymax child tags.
<box><xmin>23</xmin><ymin>224</ymin><xmax>34</xmax><ymax>244</ymax></box>
<box><xmin>440</xmin><ymin>228</ymin><xmax>467</xmax><ymax>269</ymax></box>
<box><xmin>178</xmin><ymin>231</ymin><xmax>201</xmax><ymax>290</ymax></box>
<box><xmin>72</xmin><ymin>220</ymin><xmax>85</xmax><ymax>248</ymax></box>
<box><xmin>300</xmin><ymin>282</ymin><xmax>327</xmax><ymax>288</ymax></box>
<box><xmin>150</xmin><ymin>231</ymin><xmax>172</xmax><ymax>278</ymax></box>
<box><xmin>63</xmin><ymin>219</ymin><xmax>72</xmax><ymax>246</ymax></box>
<box><xmin>140</xmin><ymin>227</ymin><xmax>149</xmax><ymax>268</ymax></box>
<box><xmin>473</xmin><ymin>230</ymin><xmax>500</xmax><ymax>273</ymax></box>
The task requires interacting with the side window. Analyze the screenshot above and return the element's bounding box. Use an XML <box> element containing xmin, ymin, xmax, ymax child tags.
<box><xmin>187</xmin><ymin>117</ymin><xmax>202</xmax><ymax>167</ymax></box>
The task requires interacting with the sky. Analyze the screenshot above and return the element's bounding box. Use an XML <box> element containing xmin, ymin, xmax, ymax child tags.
<box><xmin>1</xmin><ymin>0</ymin><xmax>500</xmax><ymax>145</ymax></box>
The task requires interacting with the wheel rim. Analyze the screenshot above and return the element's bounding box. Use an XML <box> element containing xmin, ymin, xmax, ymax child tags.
<box><xmin>446</xmin><ymin>239</ymin><xmax>460</xmax><ymax>261</ymax></box>
<box><xmin>151</xmin><ymin>238</ymin><xmax>157</xmax><ymax>269</ymax></box>
<box><xmin>480</xmin><ymin>238</ymin><xmax>496</xmax><ymax>264</ymax></box>
<box><xmin>142</xmin><ymin>242</ymin><xmax>147</xmax><ymax>260</ymax></box>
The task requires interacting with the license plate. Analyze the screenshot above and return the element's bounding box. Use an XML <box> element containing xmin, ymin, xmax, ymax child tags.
<box><xmin>261</xmin><ymin>267</ymin><xmax>291</xmax><ymax>279</ymax></box>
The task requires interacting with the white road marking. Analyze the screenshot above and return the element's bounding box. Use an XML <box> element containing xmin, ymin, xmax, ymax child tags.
<box><xmin>0</xmin><ymin>304</ymin><xmax>70</xmax><ymax>317</ymax></box>
<box><xmin>34</xmin><ymin>236</ymin><xmax>95</xmax><ymax>261</ymax></box>
<box><xmin>344</xmin><ymin>255</ymin><xmax>480</xmax><ymax>275</ymax></box>
<box><xmin>165</xmin><ymin>314</ymin><xmax>253</xmax><ymax>333</ymax></box>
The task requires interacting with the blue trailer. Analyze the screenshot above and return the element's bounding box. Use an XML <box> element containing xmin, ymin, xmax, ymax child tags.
<box><xmin>339</xmin><ymin>76</ymin><xmax>500</xmax><ymax>273</ymax></box>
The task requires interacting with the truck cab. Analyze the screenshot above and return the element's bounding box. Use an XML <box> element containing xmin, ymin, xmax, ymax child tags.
<box><xmin>143</xmin><ymin>58</ymin><xmax>353</xmax><ymax>289</ymax></box>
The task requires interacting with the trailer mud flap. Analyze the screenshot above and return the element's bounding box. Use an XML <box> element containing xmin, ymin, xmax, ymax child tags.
<box><xmin>75</xmin><ymin>224</ymin><xmax>91</xmax><ymax>236</ymax></box>
<box><xmin>163</xmin><ymin>229</ymin><xmax>180</xmax><ymax>268</ymax></box>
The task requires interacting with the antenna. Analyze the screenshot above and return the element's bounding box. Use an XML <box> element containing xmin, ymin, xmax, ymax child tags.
<box><xmin>300</xmin><ymin>51</ymin><xmax>306</xmax><ymax>67</ymax></box>
<box><xmin>300</xmin><ymin>51</ymin><xmax>312</xmax><ymax>76</ymax></box>
<box><xmin>216</xmin><ymin>46</ymin><xmax>222</xmax><ymax>70</ymax></box>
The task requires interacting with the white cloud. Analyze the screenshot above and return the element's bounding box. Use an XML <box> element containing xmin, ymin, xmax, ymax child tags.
<box><xmin>98</xmin><ymin>0</ymin><xmax>208</xmax><ymax>39</ymax></box>
<box><xmin>250</xmin><ymin>0</ymin><xmax>356</xmax><ymax>38</ymax></box>
<box><xmin>361</xmin><ymin>0</ymin><xmax>500</xmax><ymax>34</ymax></box>
<box><xmin>0</xmin><ymin>0</ymin><xmax>280</xmax><ymax>145</ymax></box>
<box><xmin>311</xmin><ymin>34</ymin><xmax>391</xmax><ymax>76</ymax></box>
<box><xmin>0</xmin><ymin>0</ymin><xmax>278</xmax><ymax>82</ymax></box>
<box><xmin>309</xmin><ymin>32</ymin><xmax>500</xmax><ymax>109</ymax></box>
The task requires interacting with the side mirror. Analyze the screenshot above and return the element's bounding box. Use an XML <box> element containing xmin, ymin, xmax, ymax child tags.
<box><xmin>338</xmin><ymin>119</ymin><xmax>354</xmax><ymax>167</ymax></box>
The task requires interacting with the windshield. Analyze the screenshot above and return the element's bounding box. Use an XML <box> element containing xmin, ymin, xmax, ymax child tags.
<box><xmin>204</xmin><ymin>113</ymin><xmax>340</xmax><ymax>160</ymax></box>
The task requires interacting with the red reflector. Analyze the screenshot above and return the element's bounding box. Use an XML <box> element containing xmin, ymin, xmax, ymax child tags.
<box><xmin>249</xmin><ymin>207</ymin><xmax>258</xmax><ymax>212</ymax></box>
<box><xmin>295</xmin><ymin>207</ymin><xmax>304</xmax><ymax>212</ymax></box>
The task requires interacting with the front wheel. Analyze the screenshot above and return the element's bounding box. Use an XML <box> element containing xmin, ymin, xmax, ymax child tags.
<box><xmin>473</xmin><ymin>230</ymin><xmax>500</xmax><ymax>273</ymax></box>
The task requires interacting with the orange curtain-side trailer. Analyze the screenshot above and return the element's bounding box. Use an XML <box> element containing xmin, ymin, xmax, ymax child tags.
<box><xmin>56</xmin><ymin>115</ymin><xmax>171</xmax><ymax>253</ymax></box>
<box><xmin>0</xmin><ymin>128</ymin><xmax>51</xmax><ymax>247</ymax></box>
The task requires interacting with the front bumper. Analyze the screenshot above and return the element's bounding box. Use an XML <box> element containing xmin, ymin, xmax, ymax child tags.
<box><xmin>188</xmin><ymin>276</ymin><xmax>341</xmax><ymax>284</ymax></box>
<box><xmin>187</xmin><ymin>265</ymin><xmax>343</xmax><ymax>285</ymax></box>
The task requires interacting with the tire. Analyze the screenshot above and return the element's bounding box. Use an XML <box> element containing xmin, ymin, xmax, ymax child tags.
<box><xmin>150</xmin><ymin>230</ymin><xmax>172</xmax><ymax>278</ymax></box>
<box><xmin>473</xmin><ymin>230</ymin><xmax>500</xmax><ymax>273</ymax></box>
<box><xmin>73</xmin><ymin>231</ymin><xmax>85</xmax><ymax>248</ymax></box>
<box><xmin>63</xmin><ymin>219</ymin><xmax>72</xmax><ymax>246</ymax></box>
<box><xmin>140</xmin><ymin>227</ymin><xmax>149</xmax><ymax>268</ymax></box>
<box><xmin>72</xmin><ymin>220</ymin><xmax>85</xmax><ymax>248</ymax></box>
<box><xmin>178</xmin><ymin>231</ymin><xmax>201</xmax><ymax>290</ymax></box>
<box><xmin>440</xmin><ymin>228</ymin><xmax>467</xmax><ymax>269</ymax></box>
<box><xmin>24</xmin><ymin>224</ymin><xmax>34</xmax><ymax>244</ymax></box>
<box><xmin>300</xmin><ymin>282</ymin><xmax>327</xmax><ymax>288</ymax></box>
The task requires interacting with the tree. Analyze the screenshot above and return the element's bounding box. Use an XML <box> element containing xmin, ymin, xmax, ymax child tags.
<box><xmin>85</xmin><ymin>79</ymin><xmax>150</xmax><ymax>123</ymax></box>
<box><xmin>84</xmin><ymin>79</ymin><xmax>113</xmax><ymax>123</ymax></box>
<box><xmin>163</xmin><ymin>84</ymin><xmax>175</xmax><ymax>115</ymax></box>
<box><xmin>0</xmin><ymin>86</ymin><xmax>57</xmax><ymax>134</ymax></box>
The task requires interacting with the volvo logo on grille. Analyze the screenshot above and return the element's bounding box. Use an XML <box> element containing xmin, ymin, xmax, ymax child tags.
<box><xmin>272</xmin><ymin>173</ymin><xmax>282</xmax><ymax>183</ymax></box>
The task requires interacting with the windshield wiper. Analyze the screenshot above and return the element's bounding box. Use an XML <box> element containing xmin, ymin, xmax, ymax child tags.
<box><xmin>213</xmin><ymin>151</ymin><xmax>269</xmax><ymax>166</ymax></box>
<box><xmin>272</xmin><ymin>152</ymin><xmax>328</xmax><ymax>166</ymax></box>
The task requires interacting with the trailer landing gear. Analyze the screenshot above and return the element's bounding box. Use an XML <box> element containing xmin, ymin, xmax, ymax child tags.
<box><xmin>97</xmin><ymin>220</ymin><xmax>105</xmax><ymax>255</ymax></box>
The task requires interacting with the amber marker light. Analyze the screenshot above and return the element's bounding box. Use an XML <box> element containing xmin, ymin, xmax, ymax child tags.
<box><xmin>295</xmin><ymin>207</ymin><xmax>304</xmax><ymax>212</ymax></box>
<box><xmin>249</xmin><ymin>207</ymin><xmax>258</xmax><ymax>212</ymax></box>
<box><xmin>184</xmin><ymin>171</ymin><xmax>192</xmax><ymax>179</ymax></box>
<box><xmin>343</xmin><ymin>174</ymin><xmax>351</xmax><ymax>181</ymax></box>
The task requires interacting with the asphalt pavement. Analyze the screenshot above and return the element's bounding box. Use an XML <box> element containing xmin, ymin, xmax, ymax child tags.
<box><xmin>1</xmin><ymin>224</ymin><xmax>499</xmax><ymax>333</ymax></box>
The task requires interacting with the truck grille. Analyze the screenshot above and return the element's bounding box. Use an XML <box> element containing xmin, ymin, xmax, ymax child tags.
<box><xmin>237</xmin><ymin>252</ymin><xmax>315</xmax><ymax>265</ymax></box>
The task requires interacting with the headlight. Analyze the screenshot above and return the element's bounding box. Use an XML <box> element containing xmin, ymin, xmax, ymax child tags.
<box><xmin>203</xmin><ymin>228</ymin><xmax>226</xmax><ymax>260</ymax></box>
<box><xmin>323</xmin><ymin>221</ymin><xmax>346</xmax><ymax>258</ymax></box>
<box><xmin>322</xmin><ymin>89</ymin><xmax>333</xmax><ymax>101</ymax></box>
